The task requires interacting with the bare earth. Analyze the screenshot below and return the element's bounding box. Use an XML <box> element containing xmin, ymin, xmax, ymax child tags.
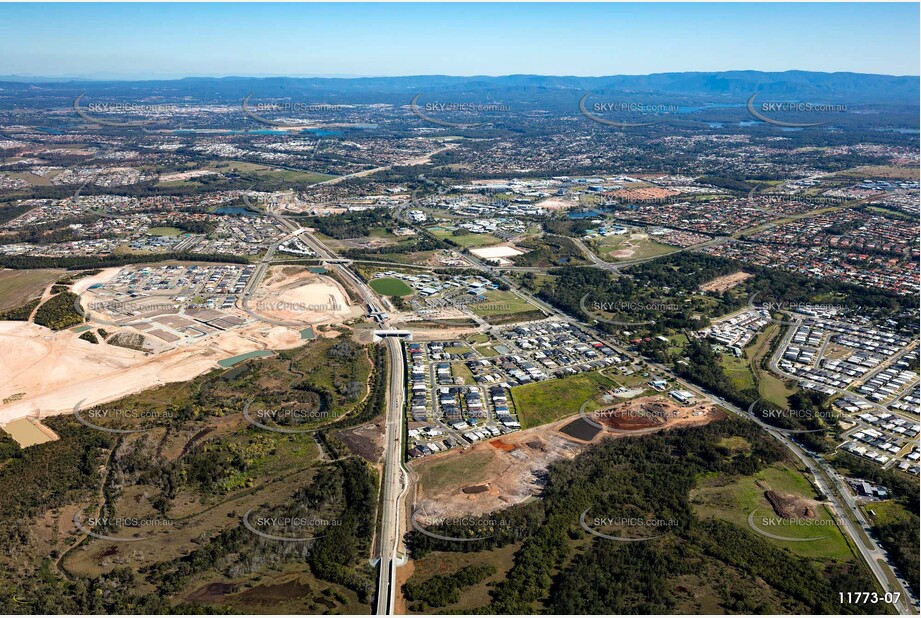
<box><xmin>700</xmin><ymin>271</ymin><xmax>753</xmax><ymax>292</ymax></box>
<box><xmin>533</xmin><ymin>196</ymin><xmax>577</xmax><ymax>211</ymax></box>
<box><xmin>0</xmin><ymin>320</ymin><xmax>293</xmax><ymax>424</ymax></box>
<box><xmin>0</xmin><ymin>265</ymin><xmax>361</xmax><ymax>425</ymax></box>
<box><xmin>249</xmin><ymin>266</ymin><xmax>362</xmax><ymax>326</ymax></box>
<box><xmin>411</xmin><ymin>400</ymin><xmax>723</xmax><ymax>519</ymax></box>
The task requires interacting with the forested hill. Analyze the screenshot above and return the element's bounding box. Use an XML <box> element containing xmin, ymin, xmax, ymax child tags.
<box><xmin>1</xmin><ymin>71</ymin><xmax>917</xmax><ymax>106</ymax></box>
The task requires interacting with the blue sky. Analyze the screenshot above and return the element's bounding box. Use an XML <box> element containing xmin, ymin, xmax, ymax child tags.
<box><xmin>0</xmin><ymin>3</ymin><xmax>917</xmax><ymax>78</ymax></box>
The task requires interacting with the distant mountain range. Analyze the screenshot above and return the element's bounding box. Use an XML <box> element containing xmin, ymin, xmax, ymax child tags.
<box><xmin>1</xmin><ymin>71</ymin><xmax>917</xmax><ymax>105</ymax></box>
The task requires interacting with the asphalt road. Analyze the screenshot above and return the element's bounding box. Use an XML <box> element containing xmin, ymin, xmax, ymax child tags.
<box><xmin>286</xmin><ymin>205</ymin><xmax>917</xmax><ymax>614</ymax></box>
<box><xmin>257</xmin><ymin>208</ymin><xmax>408</xmax><ymax>615</ymax></box>
<box><xmin>458</xmin><ymin>254</ymin><xmax>919</xmax><ymax>614</ymax></box>
<box><xmin>296</xmin><ymin>227</ymin><xmax>407</xmax><ymax>615</ymax></box>
<box><xmin>375</xmin><ymin>336</ymin><xmax>407</xmax><ymax>615</ymax></box>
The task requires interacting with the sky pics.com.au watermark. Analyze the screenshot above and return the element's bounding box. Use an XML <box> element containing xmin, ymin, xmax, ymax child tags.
<box><xmin>241</xmin><ymin>399</ymin><xmax>333</xmax><ymax>434</ymax></box>
<box><xmin>430</xmin><ymin>295</ymin><xmax>514</xmax><ymax>313</ymax></box>
<box><xmin>74</xmin><ymin>296</ymin><xmax>178</xmax><ymax>327</ymax></box>
<box><xmin>73</xmin><ymin>507</ymin><xmax>174</xmax><ymax>542</ymax></box>
<box><xmin>84</xmin><ymin>299</ymin><xmax>177</xmax><ymax>314</ymax></box>
<box><xmin>73</xmin><ymin>93</ymin><xmax>179</xmax><ymax>129</ymax></box>
<box><xmin>242</xmin><ymin>507</ymin><xmax>342</xmax><ymax>542</ymax></box>
<box><xmin>746</xmin><ymin>93</ymin><xmax>847</xmax><ymax>128</ymax></box>
<box><xmin>410</xmin><ymin>93</ymin><xmax>509</xmax><ymax>129</ymax></box>
<box><xmin>252</xmin><ymin>299</ymin><xmax>342</xmax><ymax>313</ymax></box>
<box><xmin>756</xmin><ymin>194</ymin><xmax>851</xmax><ymax>207</ymax></box>
<box><xmin>748</xmin><ymin>293</ymin><xmax>856</xmax><ymax>325</ymax></box>
<box><xmin>241</xmin><ymin>93</ymin><xmax>348</xmax><ymax>127</ymax></box>
<box><xmin>579</xmin><ymin>509</ymin><xmax>679</xmax><ymax>542</ymax></box>
<box><xmin>411</xmin><ymin>510</ymin><xmax>525</xmax><ymax>542</ymax></box>
<box><xmin>579</xmin><ymin>93</ymin><xmax>678</xmax><ymax>128</ymax></box>
<box><xmin>240</xmin><ymin>296</ymin><xmax>341</xmax><ymax>328</ymax></box>
<box><xmin>73</xmin><ymin>400</ymin><xmax>176</xmax><ymax>434</ymax></box>
<box><xmin>580</xmin><ymin>294</ymin><xmax>680</xmax><ymax>326</ymax></box>
<box><xmin>746</xmin><ymin>508</ymin><xmax>835</xmax><ymax>542</ymax></box>
<box><xmin>747</xmin><ymin>399</ymin><xmax>837</xmax><ymax>435</ymax></box>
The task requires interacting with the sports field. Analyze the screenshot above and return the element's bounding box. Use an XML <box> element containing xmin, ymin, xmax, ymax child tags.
<box><xmin>370</xmin><ymin>277</ymin><xmax>414</xmax><ymax>296</ymax></box>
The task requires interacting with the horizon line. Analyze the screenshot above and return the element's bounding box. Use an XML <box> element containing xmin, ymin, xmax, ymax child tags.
<box><xmin>2</xmin><ymin>68</ymin><xmax>920</xmax><ymax>82</ymax></box>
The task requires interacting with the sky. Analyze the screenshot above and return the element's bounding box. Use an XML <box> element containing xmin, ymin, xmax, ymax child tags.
<box><xmin>0</xmin><ymin>3</ymin><xmax>918</xmax><ymax>79</ymax></box>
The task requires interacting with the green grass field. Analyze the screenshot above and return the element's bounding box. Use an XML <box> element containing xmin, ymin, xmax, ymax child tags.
<box><xmin>690</xmin><ymin>463</ymin><xmax>854</xmax><ymax>561</ymax></box>
<box><xmin>194</xmin><ymin>160</ymin><xmax>336</xmax><ymax>185</ymax></box>
<box><xmin>747</xmin><ymin>323</ymin><xmax>797</xmax><ymax>407</ymax></box>
<box><xmin>511</xmin><ymin>371</ymin><xmax>617</xmax><ymax>429</ymax></box>
<box><xmin>594</xmin><ymin>233</ymin><xmax>678</xmax><ymax>261</ymax></box>
<box><xmin>720</xmin><ymin>353</ymin><xmax>757</xmax><ymax>392</ymax></box>
<box><xmin>369</xmin><ymin>277</ymin><xmax>414</xmax><ymax>297</ymax></box>
<box><xmin>428</xmin><ymin>227</ymin><xmax>502</xmax><ymax>248</ymax></box>
<box><xmin>451</xmin><ymin>362</ymin><xmax>476</xmax><ymax>385</ymax></box>
<box><xmin>468</xmin><ymin>290</ymin><xmax>541</xmax><ymax>319</ymax></box>
<box><xmin>862</xmin><ymin>499</ymin><xmax>906</xmax><ymax>527</ymax></box>
<box><xmin>667</xmin><ymin>333</ymin><xmax>690</xmax><ymax>357</ymax></box>
<box><xmin>475</xmin><ymin>344</ymin><xmax>501</xmax><ymax>357</ymax></box>
<box><xmin>405</xmin><ymin>543</ymin><xmax>522</xmax><ymax>614</ymax></box>
<box><xmin>415</xmin><ymin>449</ymin><xmax>496</xmax><ymax>492</ymax></box>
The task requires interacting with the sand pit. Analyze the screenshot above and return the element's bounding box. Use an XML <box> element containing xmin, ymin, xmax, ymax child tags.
<box><xmin>1</xmin><ymin>263</ymin><xmax>352</xmax><ymax>426</ymax></box>
<box><xmin>534</xmin><ymin>196</ymin><xmax>577</xmax><ymax>211</ymax></box>
<box><xmin>607</xmin><ymin>186</ymin><xmax>679</xmax><ymax>201</ymax></box>
<box><xmin>71</xmin><ymin>266</ymin><xmax>122</xmax><ymax>295</ymax></box>
<box><xmin>607</xmin><ymin>233</ymin><xmax>650</xmax><ymax>259</ymax></box>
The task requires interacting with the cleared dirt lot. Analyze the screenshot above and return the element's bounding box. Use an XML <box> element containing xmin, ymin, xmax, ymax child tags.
<box><xmin>700</xmin><ymin>271</ymin><xmax>753</xmax><ymax>292</ymax></box>
<box><xmin>1</xmin><ymin>266</ymin><xmax>362</xmax><ymax>425</ymax></box>
<box><xmin>411</xmin><ymin>398</ymin><xmax>724</xmax><ymax>519</ymax></box>
<box><xmin>533</xmin><ymin>196</ymin><xmax>577</xmax><ymax>211</ymax></box>
<box><xmin>249</xmin><ymin>266</ymin><xmax>362</xmax><ymax>326</ymax></box>
<box><xmin>0</xmin><ymin>320</ymin><xmax>299</xmax><ymax>424</ymax></box>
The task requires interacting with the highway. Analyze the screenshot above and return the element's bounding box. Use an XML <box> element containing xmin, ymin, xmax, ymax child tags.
<box><xmin>293</xmin><ymin>225</ymin><xmax>408</xmax><ymax>615</ymax></box>
<box><xmin>277</xmin><ymin>196</ymin><xmax>917</xmax><ymax>614</ymax></box>
<box><xmin>375</xmin><ymin>336</ymin><xmax>408</xmax><ymax>615</ymax></box>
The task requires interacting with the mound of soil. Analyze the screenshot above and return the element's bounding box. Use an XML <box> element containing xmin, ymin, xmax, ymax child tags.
<box><xmin>765</xmin><ymin>490</ymin><xmax>817</xmax><ymax>519</ymax></box>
